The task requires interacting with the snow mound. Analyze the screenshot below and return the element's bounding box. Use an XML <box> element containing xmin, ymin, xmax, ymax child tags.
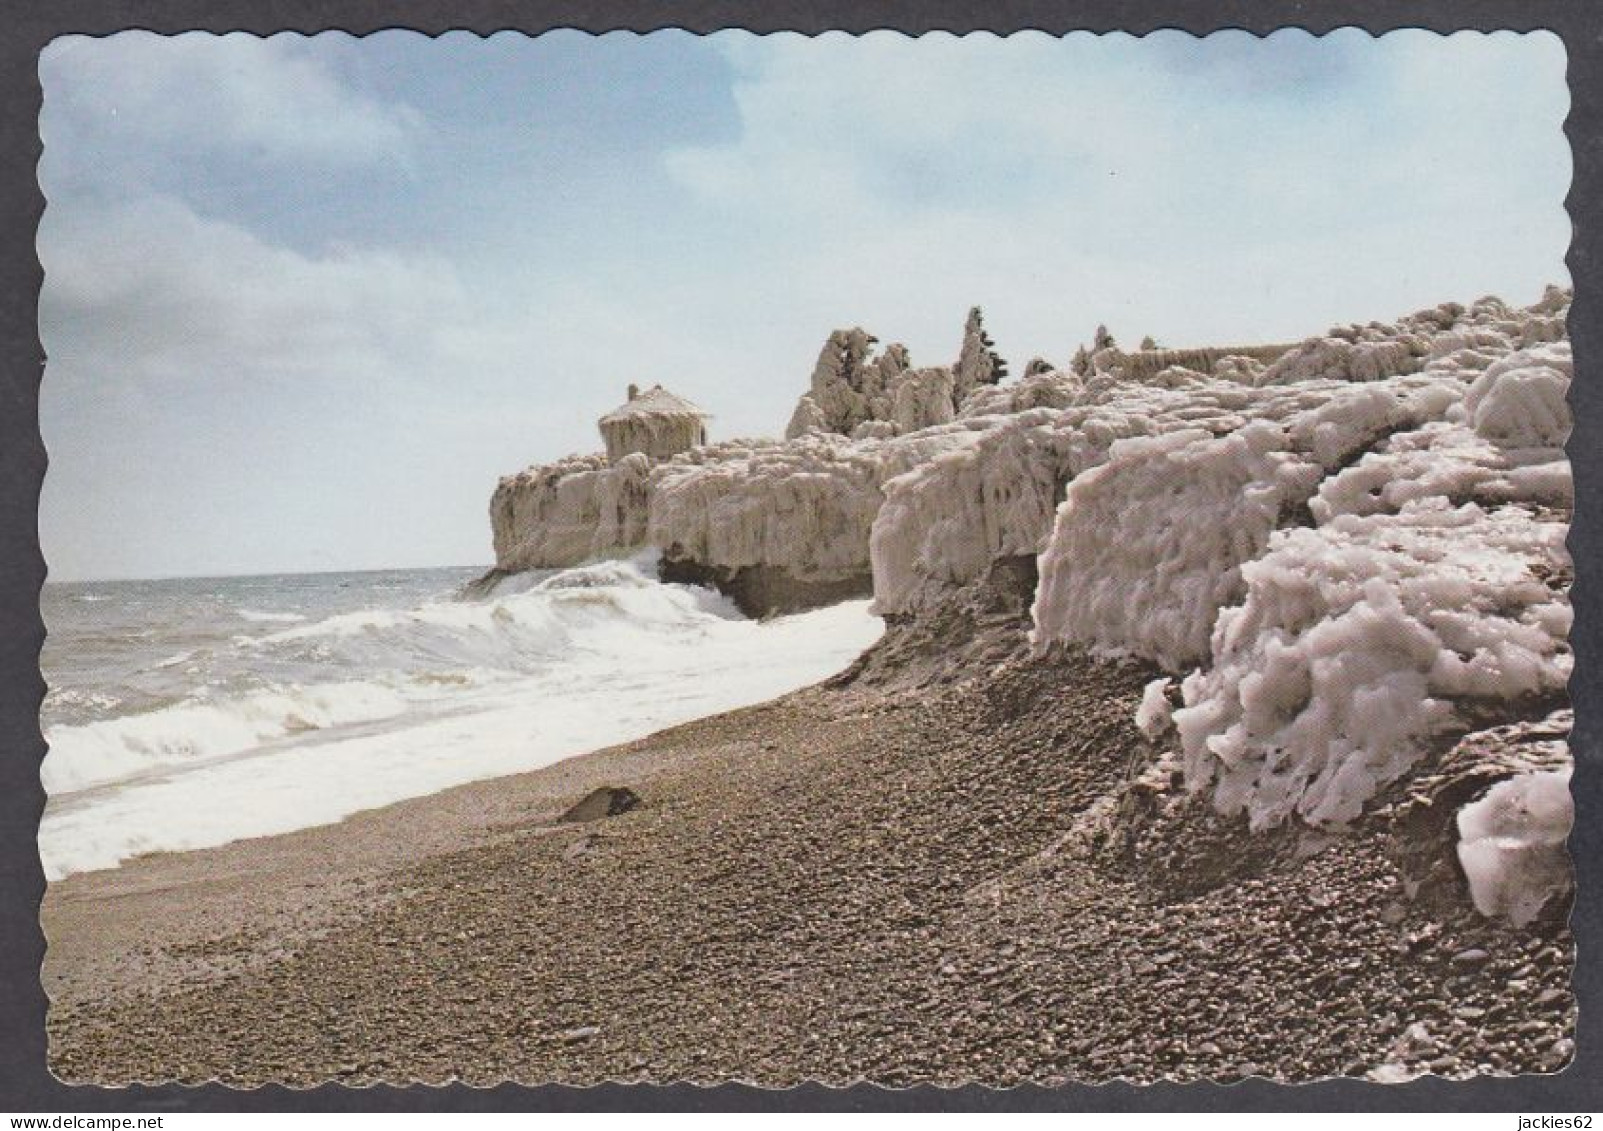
<box><xmin>1173</xmin><ymin>501</ymin><xmax>1571</xmax><ymax>829</ymax></box>
<box><xmin>1457</xmin><ymin>768</ymin><xmax>1574</xmax><ymax>926</ymax></box>
<box><xmin>1463</xmin><ymin>343</ymin><xmax>1573</xmax><ymax>449</ymax></box>
<box><xmin>958</xmin><ymin>369</ymin><xmax>1084</xmax><ymax>418</ymax></box>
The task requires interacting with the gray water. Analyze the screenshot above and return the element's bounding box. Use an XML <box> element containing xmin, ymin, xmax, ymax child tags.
<box><xmin>38</xmin><ymin>559</ymin><xmax>883</xmax><ymax>880</ymax></box>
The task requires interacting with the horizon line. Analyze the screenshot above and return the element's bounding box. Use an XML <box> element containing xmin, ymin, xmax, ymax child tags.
<box><xmin>42</xmin><ymin>561</ymin><xmax>495</xmax><ymax>587</ymax></box>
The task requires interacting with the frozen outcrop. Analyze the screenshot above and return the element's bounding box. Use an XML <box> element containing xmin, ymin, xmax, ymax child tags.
<box><xmin>785</xmin><ymin>308</ymin><xmax>1008</xmax><ymax>440</ymax></box>
<box><xmin>1462</xmin><ymin>342</ymin><xmax>1572</xmax><ymax>450</ymax></box>
<box><xmin>492</xmin><ymin>425</ymin><xmax>983</xmax><ymax>615</ymax></box>
<box><xmin>1172</xmin><ymin>501</ymin><xmax>1572</xmax><ymax>829</ymax></box>
<box><xmin>1019</xmin><ymin>288</ymin><xmax>1573</xmax><ymax>831</ymax></box>
<box><xmin>649</xmin><ymin>433</ymin><xmax>889</xmax><ymax>593</ymax></box>
<box><xmin>952</xmin><ymin>306</ymin><xmax>1008</xmax><ymax>403</ymax></box>
<box><xmin>1257</xmin><ymin>335</ymin><xmax>1424</xmax><ymax>385</ymax></box>
<box><xmin>871</xmin><ymin>384</ymin><xmax>1240</xmax><ymax>618</ymax></box>
<box><xmin>891</xmin><ymin>367</ymin><xmax>957</xmax><ymax>434</ymax></box>
<box><xmin>491</xmin><ymin>452</ymin><xmax>652</xmax><ymax>572</ymax></box>
<box><xmin>492</xmin><ymin>287</ymin><xmax>1571</xmax><ymax>830</ymax></box>
<box><xmin>1387</xmin><ymin>710</ymin><xmax>1572</xmax><ymax>918</ymax></box>
<box><xmin>786</xmin><ymin>328</ymin><xmax>907</xmax><ymax>439</ymax></box>
<box><xmin>958</xmin><ymin>368</ymin><xmax>1083</xmax><ymax>417</ymax></box>
<box><xmin>1311</xmin><ymin>422</ymin><xmax>1572</xmax><ymax>523</ymax></box>
<box><xmin>1087</xmin><ymin>342</ymin><xmax>1296</xmax><ymax>383</ymax></box>
<box><xmin>1458</xmin><ymin>766</ymin><xmax>1574</xmax><ymax>926</ymax></box>
<box><xmin>1027</xmin><ymin>374</ymin><xmax>1464</xmax><ymax>668</ymax></box>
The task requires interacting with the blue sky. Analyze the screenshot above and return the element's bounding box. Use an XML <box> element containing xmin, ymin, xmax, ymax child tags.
<box><xmin>38</xmin><ymin>30</ymin><xmax>1570</xmax><ymax>581</ymax></box>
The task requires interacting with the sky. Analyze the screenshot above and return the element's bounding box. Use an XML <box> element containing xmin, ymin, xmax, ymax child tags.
<box><xmin>38</xmin><ymin>29</ymin><xmax>1571</xmax><ymax>582</ymax></box>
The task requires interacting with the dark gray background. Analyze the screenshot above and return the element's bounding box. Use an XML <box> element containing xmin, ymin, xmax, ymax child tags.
<box><xmin>2</xmin><ymin>0</ymin><xmax>1596</xmax><ymax>1112</ymax></box>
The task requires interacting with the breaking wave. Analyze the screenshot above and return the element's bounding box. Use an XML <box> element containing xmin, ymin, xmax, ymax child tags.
<box><xmin>41</xmin><ymin>558</ymin><xmax>882</xmax><ymax>877</ymax></box>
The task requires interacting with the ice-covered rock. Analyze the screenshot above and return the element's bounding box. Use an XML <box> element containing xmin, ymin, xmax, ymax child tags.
<box><xmin>649</xmin><ymin>433</ymin><xmax>890</xmax><ymax>590</ymax></box>
<box><xmin>1311</xmin><ymin>422</ymin><xmax>1571</xmax><ymax>523</ymax></box>
<box><xmin>786</xmin><ymin>309</ymin><xmax>1007</xmax><ymax>440</ymax></box>
<box><xmin>1135</xmin><ymin>677</ymin><xmax>1176</xmax><ymax>741</ymax></box>
<box><xmin>1173</xmin><ymin>501</ymin><xmax>1571</xmax><ymax>829</ymax></box>
<box><xmin>491</xmin><ymin>452</ymin><xmax>652</xmax><ymax>572</ymax></box>
<box><xmin>1257</xmin><ymin>336</ymin><xmax>1423</xmax><ymax>385</ymax></box>
<box><xmin>1458</xmin><ymin>767</ymin><xmax>1574</xmax><ymax>927</ymax></box>
<box><xmin>958</xmin><ymin>369</ymin><xmax>1084</xmax><ymax>417</ymax></box>
<box><xmin>1463</xmin><ymin>343</ymin><xmax>1572</xmax><ymax>450</ymax></box>
<box><xmin>1387</xmin><ymin>710</ymin><xmax>1571</xmax><ymax>916</ymax></box>
<box><xmin>491</xmin><ymin>287</ymin><xmax>1572</xmax><ymax>826</ymax></box>
<box><xmin>785</xmin><ymin>327</ymin><xmax>897</xmax><ymax>439</ymax></box>
<box><xmin>1211</xmin><ymin>354</ymin><xmax>1268</xmax><ymax>384</ymax></box>
<box><xmin>1034</xmin><ymin>422</ymin><xmax>1322</xmax><ymax>670</ymax></box>
<box><xmin>1029</xmin><ymin>374</ymin><xmax>1466</xmax><ymax>669</ymax></box>
<box><xmin>869</xmin><ymin>386</ymin><xmax>1238</xmax><ymax>617</ymax></box>
<box><xmin>952</xmin><ymin>305</ymin><xmax>1007</xmax><ymax>404</ymax></box>
<box><xmin>891</xmin><ymin>367</ymin><xmax>957</xmax><ymax>434</ymax></box>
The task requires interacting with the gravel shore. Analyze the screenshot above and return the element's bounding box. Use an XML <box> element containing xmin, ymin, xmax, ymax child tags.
<box><xmin>44</xmin><ymin>628</ymin><xmax>1574</xmax><ymax>1087</ymax></box>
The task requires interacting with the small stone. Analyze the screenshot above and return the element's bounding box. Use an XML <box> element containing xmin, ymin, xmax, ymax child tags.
<box><xmin>561</xmin><ymin>1026</ymin><xmax>601</xmax><ymax>1043</ymax></box>
<box><xmin>1451</xmin><ymin>948</ymin><xmax>1491</xmax><ymax>966</ymax></box>
<box><xmin>559</xmin><ymin>787</ymin><xmax>641</xmax><ymax>823</ymax></box>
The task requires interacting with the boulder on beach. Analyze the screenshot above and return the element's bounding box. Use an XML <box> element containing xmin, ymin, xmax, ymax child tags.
<box><xmin>559</xmin><ymin>786</ymin><xmax>642</xmax><ymax>823</ymax></box>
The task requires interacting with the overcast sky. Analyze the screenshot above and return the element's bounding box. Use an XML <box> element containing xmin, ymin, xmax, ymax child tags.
<box><xmin>38</xmin><ymin>30</ymin><xmax>1570</xmax><ymax>582</ymax></box>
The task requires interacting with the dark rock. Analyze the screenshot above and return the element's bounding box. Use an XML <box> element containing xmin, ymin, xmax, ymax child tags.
<box><xmin>559</xmin><ymin>787</ymin><xmax>642</xmax><ymax>824</ymax></box>
<box><xmin>657</xmin><ymin>556</ymin><xmax>872</xmax><ymax>618</ymax></box>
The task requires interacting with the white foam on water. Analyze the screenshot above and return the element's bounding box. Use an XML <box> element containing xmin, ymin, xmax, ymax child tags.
<box><xmin>40</xmin><ymin>560</ymin><xmax>882</xmax><ymax>879</ymax></box>
<box><xmin>236</xmin><ymin>609</ymin><xmax>307</xmax><ymax>624</ymax></box>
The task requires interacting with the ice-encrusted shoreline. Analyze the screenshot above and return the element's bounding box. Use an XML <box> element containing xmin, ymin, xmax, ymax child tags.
<box><xmin>491</xmin><ymin>286</ymin><xmax>1576</xmax><ymax>914</ymax></box>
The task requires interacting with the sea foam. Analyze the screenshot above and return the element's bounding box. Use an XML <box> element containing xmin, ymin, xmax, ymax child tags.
<box><xmin>41</xmin><ymin>559</ymin><xmax>882</xmax><ymax>879</ymax></box>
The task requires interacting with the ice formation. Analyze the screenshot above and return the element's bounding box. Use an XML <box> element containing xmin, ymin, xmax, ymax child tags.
<box><xmin>491</xmin><ymin>452</ymin><xmax>652</xmax><ymax>571</ymax></box>
<box><xmin>1027</xmin><ymin>374</ymin><xmax>1463</xmax><ymax>668</ymax></box>
<box><xmin>648</xmin><ymin>433</ymin><xmax>891</xmax><ymax>587</ymax></box>
<box><xmin>952</xmin><ymin>306</ymin><xmax>1008</xmax><ymax>402</ymax></box>
<box><xmin>598</xmin><ymin>385</ymin><xmax>709</xmax><ymax>463</ymax></box>
<box><xmin>1172</xmin><ymin>501</ymin><xmax>1570</xmax><ymax>829</ymax></box>
<box><xmin>785</xmin><ymin>308</ymin><xmax>1008</xmax><ymax>441</ymax></box>
<box><xmin>490</xmin><ymin>285</ymin><xmax>1572</xmax><ymax>845</ymax></box>
<box><xmin>1135</xmin><ymin>677</ymin><xmax>1176</xmax><ymax>742</ymax></box>
<box><xmin>1457</xmin><ymin>768</ymin><xmax>1574</xmax><ymax>926</ymax></box>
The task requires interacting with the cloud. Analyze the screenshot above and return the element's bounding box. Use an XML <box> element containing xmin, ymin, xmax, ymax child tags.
<box><xmin>40</xmin><ymin>32</ymin><xmax>419</xmax><ymax>186</ymax></box>
<box><xmin>39</xmin><ymin>194</ymin><xmax>475</xmax><ymax>389</ymax></box>
<box><xmin>662</xmin><ymin>30</ymin><xmax>1571</xmax><ymax>351</ymax></box>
